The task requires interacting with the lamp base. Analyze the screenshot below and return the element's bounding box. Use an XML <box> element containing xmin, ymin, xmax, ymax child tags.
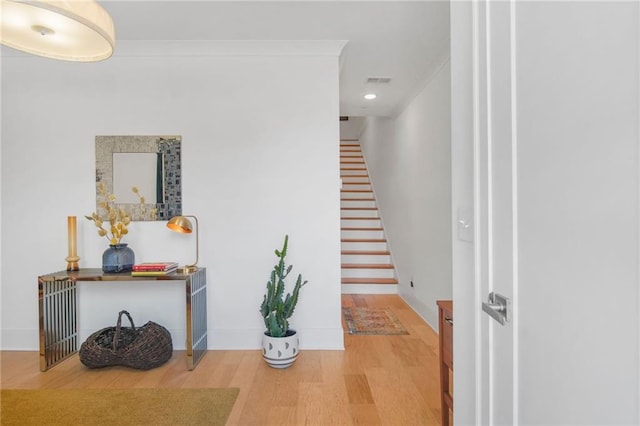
<box><xmin>66</xmin><ymin>256</ymin><xmax>80</xmax><ymax>271</ymax></box>
<box><xmin>178</xmin><ymin>265</ymin><xmax>198</xmax><ymax>275</ymax></box>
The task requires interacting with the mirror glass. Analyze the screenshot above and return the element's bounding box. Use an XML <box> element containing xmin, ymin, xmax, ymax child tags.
<box><xmin>95</xmin><ymin>135</ymin><xmax>182</xmax><ymax>221</ymax></box>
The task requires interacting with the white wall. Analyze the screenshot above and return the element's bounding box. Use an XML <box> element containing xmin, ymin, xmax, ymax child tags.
<box><xmin>1</xmin><ymin>41</ymin><xmax>344</xmax><ymax>351</ymax></box>
<box><xmin>339</xmin><ymin>116</ymin><xmax>365</xmax><ymax>140</ymax></box>
<box><xmin>359</xmin><ymin>61</ymin><xmax>452</xmax><ymax>329</ymax></box>
<box><xmin>449</xmin><ymin>2</ymin><xmax>476</xmax><ymax>422</ymax></box>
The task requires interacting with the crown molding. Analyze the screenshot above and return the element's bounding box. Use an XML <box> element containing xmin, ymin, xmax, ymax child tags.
<box><xmin>113</xmin><ymin>40</ymin><xmax>348</xmax><ymax>57</ymax></box>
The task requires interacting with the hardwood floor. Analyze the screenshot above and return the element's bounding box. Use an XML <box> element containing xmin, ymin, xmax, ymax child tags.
<box><xmin>1</xmin><ymin>294</ymin><xmax>443</xmax><ymax>425</ymax></box>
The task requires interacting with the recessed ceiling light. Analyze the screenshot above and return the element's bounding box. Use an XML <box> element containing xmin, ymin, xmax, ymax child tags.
<box><xmin>364</xmin><ymin>93</ymin><xmax>377</xmax><ymax>100</ymax></box>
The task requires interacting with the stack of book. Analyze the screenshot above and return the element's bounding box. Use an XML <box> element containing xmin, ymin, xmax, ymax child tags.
<box><xmin>131</xmin><ymin>262</ymin><xmax>179</xmax><ymax>276</ymax></box>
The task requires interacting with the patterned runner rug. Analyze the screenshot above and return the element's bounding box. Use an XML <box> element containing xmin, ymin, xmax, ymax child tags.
<box><xmin>342</xmin><ymin>307</ymin><xmax>409</xmax><ymax>335</ymax></box>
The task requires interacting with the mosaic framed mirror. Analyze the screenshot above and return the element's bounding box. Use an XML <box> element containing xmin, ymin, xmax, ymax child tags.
<box><xmin>95</xmin><ymin>135</ymin><xmax>182</xmax><ymax>221</ymax></box>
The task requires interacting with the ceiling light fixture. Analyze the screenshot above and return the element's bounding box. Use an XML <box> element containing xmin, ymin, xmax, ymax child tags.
<box><xmin>0</xmin><ymin>0</ymin><xmax>115</xmax><ymax>62</ymax></box>
<box><xmin>364</xmin><ymin>93</ymin><xmax>377</xmax><ymax>100</ymax></box>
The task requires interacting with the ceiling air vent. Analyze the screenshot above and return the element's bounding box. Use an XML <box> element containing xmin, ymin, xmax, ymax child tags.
<box><xmin>366</xmin><ymin>77</ymin><xmax>392</xmax><ymax>84</ymax></box>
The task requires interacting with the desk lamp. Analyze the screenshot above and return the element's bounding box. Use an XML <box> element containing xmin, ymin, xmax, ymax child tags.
<box><xmin>166</xmin><ymin>215</ymin><xmax>199</xmax><ymax>274</ymax></box>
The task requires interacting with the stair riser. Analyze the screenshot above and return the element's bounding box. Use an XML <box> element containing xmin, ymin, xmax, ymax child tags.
<box><xmin>341</xmin><ymin>268</ymin><xmax>396</xmax><ymax>279</ymax></box>
<box><xmin>340</xmin><ymin>165</ymin><xmax>366</xmax><ymax>170</ymax></box>
<box><xmin>341</xmin><ymin>192</ymin><xmax>373</xmax><ymax>199</ymax></box>
<box><xmin>340</xmin><ymin>200</ymin><xmax>377</xmax><ymax>208</ymax></box>
<box><xmin>341</xmin><ymin>230</ymin><xmax>384</xmax><ymax>239</ymax></box>
<box><xmin>341</xmin><ymin>254</ymin><xmax>391</xmax><ymax>263</ymax></box>
<box><xmin>341</xmin><ymin>176</ymin><xmax>370</xmax><ymax>183</ymax></box>
<box><xmin>340</xmin><ymin>152</ymin><xmax>362</xmax><ymax>157</ymax></box>
<box><xmin>342</xmin><ymin>184</ymin><xmax>372</xmax><ymax>191</ymax></box>
<box><xmin>341</xmin><ymin>241</ymin><xmax>388</xmax><ymax>251</ymax></box>
<box><xmin>341</xmin><ymin>219</ymin><xmax>381</xmax><ymax>227</ymax></box>
<box><xmin>341</xmin><ymin>284</ymin><xmax>398</xmax><ymax>295</ymax></box>
<box><xmin>341</xmin><ymin>210</ymin><xmax>379</xmax><ymax>218</ymax></box>
<box><xmin>340</xmin><ymin>170</ymin><xmax>368</xmax><ymax>177</ymax></box>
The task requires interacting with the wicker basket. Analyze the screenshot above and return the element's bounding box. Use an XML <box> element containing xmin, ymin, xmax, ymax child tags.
<box><xmin>79</xmin><ymin>310</ymin><xmax>173</xmax><ymax>370</ymax></box>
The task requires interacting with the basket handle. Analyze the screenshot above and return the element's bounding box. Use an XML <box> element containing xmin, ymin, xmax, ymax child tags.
<box><xmin>113</xmin><ymin>310</ymin><xmax>136</xmax><ymax>351</ymax></box>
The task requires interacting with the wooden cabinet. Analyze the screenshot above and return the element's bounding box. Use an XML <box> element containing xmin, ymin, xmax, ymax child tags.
<box><xmin>437</xmin><ymin>300</ymin><xmax>453</xmax><ymax>425</ymax></box>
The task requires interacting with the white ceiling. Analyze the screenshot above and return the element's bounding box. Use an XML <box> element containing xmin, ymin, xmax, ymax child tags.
<box><xmin>102</xmin><ymin>1</ymin><xmax>450</xmax><ymax>117</ymax></box>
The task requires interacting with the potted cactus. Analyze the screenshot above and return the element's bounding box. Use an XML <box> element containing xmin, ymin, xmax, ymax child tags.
<box><xmin>259</xmin><ymin>235</ymin><xmax>308</xmax><ymax>368</ymax></box>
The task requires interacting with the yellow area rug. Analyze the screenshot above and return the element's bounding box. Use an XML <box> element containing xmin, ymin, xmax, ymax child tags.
<box><xmin>1</xmin><ymin>387</ymin><xmax>239</xmax><ymax>426</ymax></box>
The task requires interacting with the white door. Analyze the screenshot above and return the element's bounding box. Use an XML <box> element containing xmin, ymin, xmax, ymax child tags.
<box><xmin>473</xmin><ymin>1</ymin><xmax>517</xmax><ymax>424</ymax></box>
<box><xmin>452</xmin><ymin>1</ymin><xmax>640</xmax><ymax>425</ymax></box>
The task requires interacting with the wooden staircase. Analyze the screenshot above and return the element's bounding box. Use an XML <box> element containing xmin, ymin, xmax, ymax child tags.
<box><xmin>341</xmin><ymin>139</ymin><xmax>398</xmax><ymax>294</ymax></box>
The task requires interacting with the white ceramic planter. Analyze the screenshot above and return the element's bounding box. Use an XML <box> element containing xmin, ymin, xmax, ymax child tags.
<box><xmin>261</xmin><ymin>330</ymin><xmax>299</xmax><ymax>369</ymax></box>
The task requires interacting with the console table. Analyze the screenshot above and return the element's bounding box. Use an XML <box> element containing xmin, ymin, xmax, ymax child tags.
<box><xmin>38</xmin><ymin>268</ymin><xmax>207</xmax><ymax>371</ymax></box>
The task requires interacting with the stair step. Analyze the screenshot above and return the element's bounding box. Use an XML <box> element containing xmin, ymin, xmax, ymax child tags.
<box><xmin>341</xmin><ymin>227</ymin><xmax>383</xmax><ymax>231</ymax></box>
<box><xmin>341</xmin><ymin>207</ymin><xmax>377</xmax><ymax>211</ymax></box>
<box><xmin>341</xmin><ymin>166</ymin><xmax>366</xmax><ymax>170</ymax></box>
<box><xmin>342</xmin><ymin>250</ymin><xmax>390</xmax><ymax>255</ymax></box>
<box><xmin>342</xmin><ymin>253</ymin><xmax>391</xmax><ymax>263</ymax></box>
<box><xmin>342</xmin><ymin>263</ymin><xmax>394</xmax><ymax>269</ymax></box>
<box><xmin>342</xmin><ymin>238</ymin><xmax>387</xmax><ymax>243</ymax></box>
<box><xmin>341</xmin><ymin>198</ymin><xmax>375</xmax><ymax>201</ymax></box>
<box><xmin>343</xmin><ymin>187</ymin><xmax>372</xmax><ymax>193</ymax></box>
<box><xmin>343</xmin><ymin>186</ymin><xmax>372</xmax><ymax>192</ymax></box>
<box><xmin>341</xmin><ymin>217</ymin><xmax>381</xmax><ymax>221</ymax></box>
<box><xmin>342</xmin><ymin>277</ymin><xmax>398</xmax><ymax>285</ymax></box>
<box><xmin>341</xmin><ymin>201</ymin><xmax>377</xmax><ymax>210</ymax></box>
<box><xmin>341</xmin><ymin>189</ymin><xmax>373</xmax><ymax>193</ymax></box>
<box><xmin>342</xmin><ymin>196</ymin><xmax>374</xmax><ymax>201</ymax></box>
<box><xmin>342</xmin><ymin>242</ymin><xmax>388</xmax><ymax>251</ymax></box>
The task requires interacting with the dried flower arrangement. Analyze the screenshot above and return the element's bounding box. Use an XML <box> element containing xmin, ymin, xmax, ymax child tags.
<box><xmin>85</xmin><ymin>182</ymin><xmax>143</xmax><ymax>245</ymax></box>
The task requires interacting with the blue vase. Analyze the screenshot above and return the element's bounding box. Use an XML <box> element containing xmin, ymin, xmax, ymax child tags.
<box><xmin>102</xmin><ymin>243</ymin><xmax>135</xmax><ymax>273</ymax></box>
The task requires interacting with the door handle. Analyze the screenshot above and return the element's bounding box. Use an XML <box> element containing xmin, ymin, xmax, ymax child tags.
<box><xmin>482</xmin><ymin>292</ymin><xmax>511</xmax><ymax>325</ymax></box>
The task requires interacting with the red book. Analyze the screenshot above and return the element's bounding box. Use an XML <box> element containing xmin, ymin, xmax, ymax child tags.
<box><xmin>132</xmin><ymin>262</ymin><xmax>179</xmax><ymax>272</ymax></box>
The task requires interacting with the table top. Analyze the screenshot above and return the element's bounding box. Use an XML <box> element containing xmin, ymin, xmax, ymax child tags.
<box><xmin>38</xmin><ymin>268</ymin><xmax>205</xmax><ymax>282</ymax></box>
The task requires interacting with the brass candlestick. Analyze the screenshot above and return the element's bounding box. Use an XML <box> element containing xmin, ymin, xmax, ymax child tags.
<box><xmin>66</xmin><ymin>216</ymin><xmax>80</xmax><ymax>271</ymax></box>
